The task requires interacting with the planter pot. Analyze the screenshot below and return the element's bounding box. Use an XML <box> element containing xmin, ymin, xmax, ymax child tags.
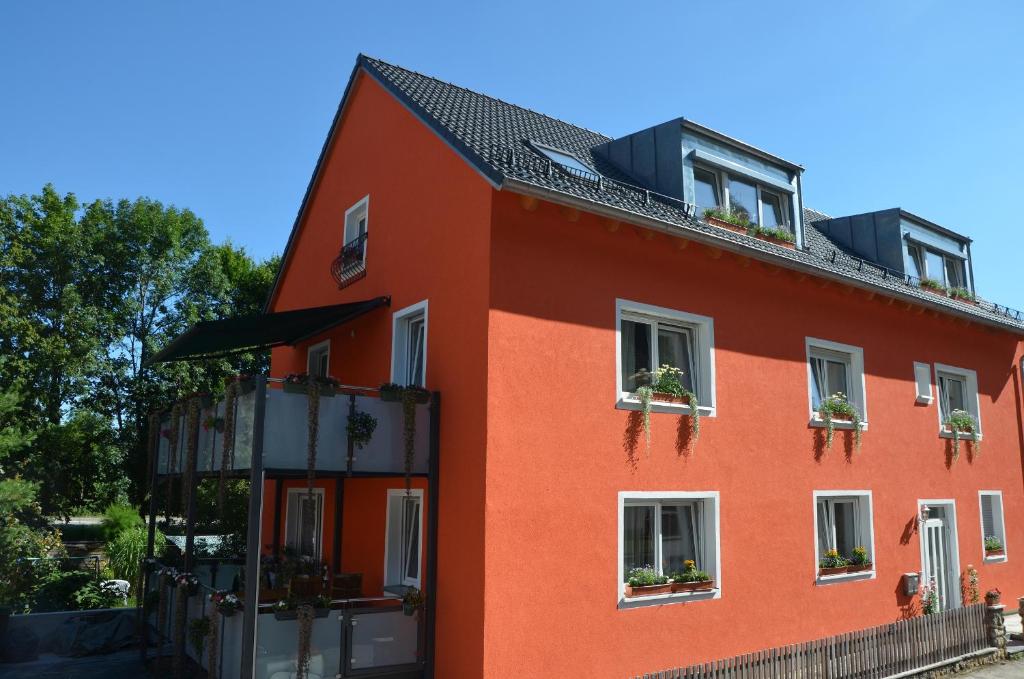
<box><xmin>704</xmin><ymin>217</ymin><xmax>796</xmax><ymax>250</ymax></box>
<box><xmin>818</xmin><ymin>566</ymin><xmax>850</xmax><ymax>577</ymax></box>
<box><xmin>283</xmin><ymin>382</ymin><xmax>335</xmax><ymax>397</ymax></box>
<box><xmin>847</xmin><ymin>563</ymin><xmax>872</xmax><ymax>573</ymax></box>
<box><xmin>986</xmin><ymin>548</ymin><xmax>1005</xmax><ymax>558</ymax></box>
<box><xmin>651</xmin><ymin>392</ymin><xmax>689</xmax><ymax>405</ymax></box>
<box><xmin>671</xmin><ymin>580</ymin><xmax>715</xmax><ymax>593</ymax></box>
<box><xmin>272</xmin><ymin>607</ymin><xmax>330</xmax><ymax>621</ymax></box>
<box><xmin>624</xmin><ymin>583</ymin><xmax>673</xmax><ymax>598</ymax></box>
<box><xmin>986</xmin><ymin>594</ymin><xmax>1001</xmax><ymax>606</ymax></box>
<box><xmin>920</xmin><ymin>285</ymin><xmax>948</xmax><ymax>298</ymax></box>
<box><xmin>380</xmin><ymin>388</ymin><xmax>403</xmax><ymax>402</ymax></box>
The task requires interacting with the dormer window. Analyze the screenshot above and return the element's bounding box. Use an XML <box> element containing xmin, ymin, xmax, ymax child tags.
<box><xmin>693</xmin><ymin>164</ymin><xmax>791</xmax><ymax>231</ymax></box>
<box><xmin>907</xmin><ymin>242</ymin><xmax>967</xmax><ymax>290</ymax></box>
<box><xmin>530</xmin><ymin>142</ymin><xmax>598</xmax><ymax>179</ymax></box>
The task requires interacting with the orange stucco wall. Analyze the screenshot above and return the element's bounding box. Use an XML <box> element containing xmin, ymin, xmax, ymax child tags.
<box><xmin>265</xmin><ymin>71</ymin><xmax>492</xmax><ymax>678</ymax></box>
<box><xmin>482</xmin><ymin>190</ymin><xmax>1024</xmax><ymax>677</ymax></box>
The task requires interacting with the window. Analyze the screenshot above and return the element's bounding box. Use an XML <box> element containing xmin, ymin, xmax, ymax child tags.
<box><xmin>385</xmin><ymin>489</ymin><xmax>423</xmax><ymax>588</ymax></box>
<box><xmin>343</xmin><ymin>196</ymin><xmax>369</xmax><ymax>250</ymax></box>
<box><xmin>913</xmin><ymin>362</ymin><xmax>933</xmax><ymax>404</ymax></box>
<box><xmin>814</xmin><ymin>492</ymin><xmax>875</xmax><ymax>581</ymax></box>
<box><xmin>693</xmin><ymin>164</ymin><xmax>792</xmax><ymax>232</ymax></box>
<box><xmin>979</xmin><ymin>491</ymin><xmax>1007</xmax><ymax>562</ymax></box>
<box><xmin>285</xmin><ymin>488</ymin><xmax>324</xmax><ymax>561</ymax></box>
<box><xmin>391</xmin><ymin>300</ymin><xmax>428</xmax><ymax>387</ymax></box>
<box><xmin>934</xmin><ymin>363</ymin><xmax>981</xmax><ymax>435</ymax></box>
<box><xmin>805</xmin><ymin>338</ymin><xmax>867</xmax><ymax>425</ymax></box>
<box><xmin>906</xmin><ymin>240</ymin><xmax>968</xmax><ymax>290</ymax></box>
<box><xmin>616</xmin><ymin>299</ymin><xmax>716</xmax><ymax>413</ymax></box>
<box><xmin>307</xmin><ymin>341</ymin><xmax>330</xmax><ymax>378</ymax></box>
<box><xmin>618</xmin><ymin>492</ymin><xmax>720</xmax><ymax>603</ymax></box>
<box><xmin>530</xmin><ymin>142</ymin><xmax>598</xmax><ymax>177</ymax></box>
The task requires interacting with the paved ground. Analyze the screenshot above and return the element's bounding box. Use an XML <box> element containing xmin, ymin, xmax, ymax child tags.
<box><xmin>961</xmin><ymin>658</ymin><xmax>1024</xmax><ymax>677</ymax></box>
<box><xmin>0</xmin><ymin>650</ymin><xmax>149</xmax><ymax>678</ymax></box>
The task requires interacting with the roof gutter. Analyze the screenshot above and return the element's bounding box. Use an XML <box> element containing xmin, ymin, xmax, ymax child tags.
<box><xmin>502</xmin><ymin>178</ymin><xmax>1023</xmax><ymax>336</ymax></box>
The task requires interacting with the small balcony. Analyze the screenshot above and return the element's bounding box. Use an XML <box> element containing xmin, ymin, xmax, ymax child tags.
<box><xmin>331</xmin><ymin>232</ymin><xmax>368</xmax><ymax>289</ymax></box>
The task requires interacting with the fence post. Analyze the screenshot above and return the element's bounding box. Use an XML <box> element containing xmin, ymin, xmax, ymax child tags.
<box><xmin>985</xmin><ymin>603</ymin><xmax>1007</xmax><ymax>657</ymax></box>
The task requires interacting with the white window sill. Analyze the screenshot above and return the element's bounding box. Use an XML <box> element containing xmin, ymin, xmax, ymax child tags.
<box><xmin>938</xmin><ymin>429</ymin><xmax>982</xmax><ymax>441</ymax></box>
<box><xmin>808</xmin><ymin>416</ymin><xmax>868</xmax><ymax>431</ymax></box>
<box><xmin>984</xmin><ymin>554</ymin><xmax>1008</xmax><ymax>564</ymax></box>
<box><xmin>617</xmin><ymin>588</ymin><xmax>719</xmax><ymax>609</ymax></box>
<box><xmin>617</xmin><ymin>396</ymin><xmax>716</xmax><ymax>417</ymax></box>
<box><xmin>815</xmin><ymin>570</ymin><xmax>875</xmax><ymax>586</ymax></box>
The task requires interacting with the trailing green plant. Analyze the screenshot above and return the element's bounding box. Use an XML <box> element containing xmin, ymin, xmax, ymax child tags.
<box><xmin>634</xmin><ymin>384</ymin><xmax>653</xmax><ymax>454</ymax></box>
<box><xmin>400</xmin><ymin>387</ymin><xmax>430</xmax><ymax>492</ymax></box>
<box><xmin>626</xmin><ymin>566</ymin><xmax>668</xmax><ymax>587</ymax></box>
<box><xmin>651</xmin><ymin>364</ymin><xmax>700</xmax><ymax>444</ymax></box>
<box><xmin>984</xmin><ymin>535</ymin><xmax>1003</xmax><ymax>552</ymax></box>
<box><xmin>849</xmin><ymin>546</ymin><xmax>870</xmax><ymax>565</ymax></box>
<box><xmin>703</xmin><ymin>206</ymin><xmax>751</xmax><ymax>229</ymax></box>
<box><xmin>818</xmin><ymin>549</ymin><xmax>849</xmax><ymax>569</ymax></box>
<box><xmin>818</xmin><ymin>392</ymin><xmax>863</xmax><ymax>451</ymax></box>
<box><xmin>948</xmin><ymin>287</ymin><xmax>976</xmax><ymax>302</ymax></box>
<box><xmin>346</xmin><ymin>411</ymin><xmax>378</xmax><ymax>450</ymax></box>
<box><xmin>919</xmin><ymin>277</ymin><xmax>946</xmax><ymax>292</ymax></box>
<box><xmin>944</xmin><ymin>408</ymin><xmax>980</xmax><ymax>460</ymax></box>
<box><xmin>100</xmin><ymin>503</ymin><xmax>143</xmax><ymax>542</ymax></box>
<box><xmin>188</xmin><ymin>615</ymin><xmax>212</xmax><ymax>656</ymax></box>
<box><xmin>296</xmin><ymin>604</ymin><xmax>315</xmax><ymax>679</ymax></box>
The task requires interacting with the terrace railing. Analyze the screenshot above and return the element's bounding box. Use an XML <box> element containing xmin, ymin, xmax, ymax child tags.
<box><xmin>632</xmin><ymin>603</ymin><xmax>989</xmax><ymax>679</ymax></box>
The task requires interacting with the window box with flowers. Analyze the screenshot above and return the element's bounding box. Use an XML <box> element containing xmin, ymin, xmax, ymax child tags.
<box><xmin>984</xmin><ymin>536</ymin><xmax>1005</xmax><ymax>558</ymax></box>
<box><xmin>624</xmin><ymin>567</ymin><xmax>672</xmax><ymax>598</ymax></box>
<box><xmin>702</xmin><ymin>207</ymin><xmax>796</xmax><ymax>249</ymax></box>
<box><xmin>669</xmin><ymin>560</ymin><xmax>715</xmax><ymax>593</ymax></box>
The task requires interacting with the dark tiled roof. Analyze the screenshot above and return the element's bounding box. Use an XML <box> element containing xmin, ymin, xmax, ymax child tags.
<box><xmin>358</xmin><ymin>55</ymin><xmax>1023</xmax><ymax>331</ymax></box>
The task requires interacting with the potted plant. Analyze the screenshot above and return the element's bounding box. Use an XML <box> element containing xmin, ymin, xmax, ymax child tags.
<box><xmin>818</xmin><ymin>392</ymin><xmax>863</xmax><ymax>451</ymax></box>
<box><xmin>847</xmin><ymin>546</ymin><xmax>873</xmax><ymax>572</ymax></box>
<box><xmin>669</xmin><ymin>560</ymin><xmax>714</xmax><ymax>592</ymax></box>
<box><xmin>624</xmin><ymin>566</ymin><xmax>672</xmax><ymax>597</ymax></box>
<box><xmin>985</xmin><ymin>588</ymin><xmax>1002</xmax><ymax>606</ymax></box>
<box><xmin>818</xmin><ymin>549</ymin><xmax>850</xmax><ymax>576</ymax></box>
<box><xmin>633</xmin><ymin>365</ymin><xmax>701</xmax><ymax>453</ymax></box>
<box><xmin>210</xmin><ymin>590</ymin><xmax>241</xmax><ymax>617</ymax></box>
<box><xmin>188</xmin><ymin>616</ymin><xmax>212</xmax><ymax>656</ymax></box>
<box><xmin>347</xmin><ymin>411</ymin><xmax>378</xmax><ymax>450</ymax></box>
<box><xmin>702</xmin><ymin>208</ymin><xmax>795</xmax><ymax>248</ymax></box>
<box><xmin>984</xmin><ymin>536</ymin><xmax>1005</xmax><ymax>558</ymax></box>
<box><xmin>944</xmin><ymin>409</ymin><xmax>980</xmax><ymax>460</ymax></box>
<box><xmin>919</xmin><ymin>277</ymin><xmax>947</xmax><ymax>296</ymax></box>
<box><xmin>175</xmin><ymin>572</ymin><xmax>200</xmax><ymax>596</ymax></box>
<box><xmin>921</xmin><ymin>581</ymin><xmax>940</xmax><ymax>614</ymax></box>
<box><xmin>948</xmin><ymin>287</ymin><xmax>977</xmax><ymax>304</ymax></box>
<box><xmin>379</xmin><ymin>383</ymin><xmax>404</xmax><ymax>402</ymax></box>
<box><xmin>402</xmin><ymin>587</ymin><xmax>425</xmax><ymax>617</ymax></box>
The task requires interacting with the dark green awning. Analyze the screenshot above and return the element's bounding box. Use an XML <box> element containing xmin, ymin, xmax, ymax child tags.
<box><xmin>146</xmin><ymin>296</ymin><xmax>389</xmax><ymax>365</ymax></box>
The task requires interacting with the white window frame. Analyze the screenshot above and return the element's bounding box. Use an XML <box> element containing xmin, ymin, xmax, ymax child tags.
<box><xmin>383</xmin><ymin>488</ymin><xmax>424</xmax><ymax>588</ymax></box>
<box><xmin>695</xmin><ymin>163</ymin><xmax>791</xmax><ymax>230</ymax></box>
<box><xmin>906</xmin><ymin>241</ymin><xmax>969</xmax><ymax>290</ymax></box>
<box><xmin>306</xmin><ymin>340</ymin><xmax>330</xmax><ymax>378</ymax></box>
<box><xmin>615</xmin><ymin>299</ymin><xmax>716</xmax><ymax>416</ymax></box>
<box><xmin>913</xmin><ymin>361</ymin><xmax>934</xmax><ymax>405</ymax></box>
<box><xmin>284</xmin><ymin>487</ymin><xmax>325</xmax><ymax>562</ymax></box>
<box><xmin>617</xmin><ymin>491</ymin><xmax>720</xmax><ymax>608</ymax></box>
<box><xmin>391</xmin><ymin>300</ymin><xmax>428</xmax><ymax>387</ymax></box>
<box><xmin>812</xmin><ymin>491</ymin><xmax>876</xmax><ymax>584</ymax></box>
<box><xmin>933</xmin><ymin>363</ymin><xmax>981</xmax><ymax>439</ymax></box>
<box><xmin>805</xmin><ymin>337</ymin><xmax>868</xmax><ymax>430</ymax></box>
<box><xmin>343</xmin><ymin>195</ymin><xmax>370</xmax><ymax>260</ymax></box>
<box><xmin>979</xmin><ymin>491</ymin><xmax>1008</xmax><ymax>564</ymax></box>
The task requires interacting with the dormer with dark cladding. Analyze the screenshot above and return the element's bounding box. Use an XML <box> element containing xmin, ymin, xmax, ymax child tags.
<box><xmin>592</xmin><ymin>118</ymin><xmax>806</xmax><ymax>248</ymax></box>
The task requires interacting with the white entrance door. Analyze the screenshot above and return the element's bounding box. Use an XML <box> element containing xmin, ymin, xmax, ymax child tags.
<box><xmin>922</xmin><ymin>512</ymin><xmax>958</xmax><ymax>611</ymax></box>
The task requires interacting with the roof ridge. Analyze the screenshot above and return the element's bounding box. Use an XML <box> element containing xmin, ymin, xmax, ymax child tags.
<box><xmin>359</xmin><ymin>54</ymin><xmax>613</xmax><ymax>143</ymax></box>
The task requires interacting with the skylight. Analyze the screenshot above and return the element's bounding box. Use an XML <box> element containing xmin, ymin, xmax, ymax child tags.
<box><xmin>530</xmin><ymin>142</ymin><xmax>598</xmax><ymax>177</ymax></box>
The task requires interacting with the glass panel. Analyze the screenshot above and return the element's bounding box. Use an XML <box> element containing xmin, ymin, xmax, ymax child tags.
<box><xmin>350</xmin><ymin>609</ymin><xmax>419</xmax><ymax>669</ymax></box>
<box><xmin>623</xmin><ymin>505</ymin><xmax>655</xmax><ymax>575</ymax></box>
<box><xmin>657</xmin><ymin>325</ymin><xmax>695</xmax><ymax>393</ymax></box>
<box><xmin>826</xmin><ymin>360</ymin><xmax>849</xmax><ymax>402</ymax></box>
<box><xmin>620</xmin><ymin>319</ymin><xmax>652</xmax><ymax>392</ymax></box>
<box><xmin>941</xmin><ymin>376</ymin><xmax>966</xmax><ymax>414</ymax></box>
<box><xmin>406</xmin><ymin>316</ymin><xmax>425</xmax><ymax>387</ymax></box>
<box><xmin>254</xmin><ymin>611</ymin><xmax>343</xmax><ymax>679</ymax></box>
<box><xmin>944</xmin><ymin>257</ymin><xmax>964</xmax><ymax>288</ymax></box>
<box><xmin>810</xmin><ymin>358</ymin><xmax>826</xmax><ymax>410</ymax></box>
<box><xmin>403</xmin><ymin>498</ymin><xmax>421</xmax><ymax>582</ymax></box>
<box><xmin>693</xmin><ymin>167</ymin><xmax>720</xmax><ymax>210</ymax></box>
<box><xmin>981</xmin><ymin>495</ymin><xmax>995</xmax><ymax>536</ymax></box>
<box><xmin>925</xmin><ymin>249</ymin><xmax>946</xmax><ymax>285</ymax></box>
<box><xmin>833</xmin><ymin>501</ymin><xmax>857</xmax><ymax>556</ymax></box>
<box><xmin>816</xmin><ymin>501</ymin><xmax>832</xmax><ymax>558</ymax></box>
<box><xmin>761</xmin><ymin>190</ymin><xmax>786</xmax><ymax>228</ymax></box>
<box><xmin>907</xmin><ymin>245</ymin><xmax>925</xmax><ymax>280</ymax></box>
<box><xmin>536</xmin><ymin>146</ymin><xmax>595</xmax><ymax>175</ymax></box>
<box><xmin>660</xmin><ymin>504</ymin><xmax>696</xmax><ymax>574</ymax></box>
<box><xmin>727</xmin><ymin>176</ymin><xmax>758</xmax><ymax>224</ymax></box>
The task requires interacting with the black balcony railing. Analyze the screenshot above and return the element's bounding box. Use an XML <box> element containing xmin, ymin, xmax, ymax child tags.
<box><xmin>331</xmin><ymin>232</ymin><xmax>368</xmax><ymax>288</ymax></box>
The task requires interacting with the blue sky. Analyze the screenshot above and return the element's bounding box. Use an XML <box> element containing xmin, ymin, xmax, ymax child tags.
<box><xmin>3</xmin><ymin>1</ymin><xmax>1023</xmax><ymax>308</ymax></box>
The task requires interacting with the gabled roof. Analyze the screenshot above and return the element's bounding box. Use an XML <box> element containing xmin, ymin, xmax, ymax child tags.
<box><xmin>266</xmin><ymin>55</ymin><xmax>1023</xmax><ymax>332</ymax></box>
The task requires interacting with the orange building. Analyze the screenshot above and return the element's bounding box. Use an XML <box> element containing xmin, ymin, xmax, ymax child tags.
<box><xmin>150</xmin><ymin>56</ymin><xmax>1024</xmax><ymax>678</ymax></box>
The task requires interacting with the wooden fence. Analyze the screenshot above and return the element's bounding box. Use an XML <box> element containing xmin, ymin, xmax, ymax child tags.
<box><xmin>635</xmin><ymin>604</ymin><xmax>989</xmax><ymax>679</ymax></box>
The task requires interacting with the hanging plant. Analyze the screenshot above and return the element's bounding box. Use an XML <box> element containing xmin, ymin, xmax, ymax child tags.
<box><xmin>945</xmin><ymin>408</ymin><xmax>980</xmax><ymax>460</ymax></box>
<box><xmin>187</xmin><ymin>615</ymin><xmax>212</xmax><ymax>657</ymax></box>
<box><xmin>635</xmin><ymin>384</ymin><xmax>653</xmax><ymax>454</ymax></box>
<box><xmin>172</xmin><ymin>581</ymin><xmax>189</xmax><ymax>679</ymax></box>
<box><xmin>166</xmin><ymin>401</ymin><xmax>184</xmax><ymax>522</ymax></box>
<box><xmin>206</xmin><ymin>608</ymin><xmax>219</xmax><ymax>679</ymax></box>
<box><xmin>306</xmin><ymin>377</ymin><xmax>321</xmax><ymax>491</ymax></box>
<box><xmin>219</xmin><ymin>377</ymin><xmax>244</xmax><ymax>516</ymax></box>
<box><xmin>818</xmin><ymin>392</ymin><xmax>863</xmax><ymax>451</ymax></box>
<box><xmin>347</xmin><ymin>411</ymin><xmax>378</xmax><ymax>450</ymax></box>
<box><xmin>401</xmin><ymin>389</ymin><xmax>419</xmax><ymax>492</ymax></box>
<box><xmin>379</xmin><ymin>382</ymin><xmax>404</xmax><ymax>402</ymax></box>
<box><xmin>650</xmin><ymin>365</ymin><xmax>700</xmax><ymax>445</ymax></box>
<box><xmin>295</xmin><ymin>603</ymin><xmax>315</xmax><ymax>679</ymax></box>
<box><xmin>181</xmin><ymin>398</ymin><xmax>200</xmax><ymax>515</ymax></box>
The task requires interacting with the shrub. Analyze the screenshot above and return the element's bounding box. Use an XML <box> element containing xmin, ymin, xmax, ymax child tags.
<box><xmin>107</xmin><ymin>525</ymin><xmax>165</xmax><ymax>587</ymax></box>
<box><xmin>72</xmin><ymin>581</ymin><xmax>123</xmax><ymax>609</ymax></box>
<box><xmin>100</xmin><ymin>504</ymin><xmax>142</xmax><ymax>542</ymax></box>
<box><xmin>31</xmin><ymin>569</ymin><xmax>93</xmax><ymax>612</ymax></box>
<box><xmin>626</xmin><ymin>566</ymin><xmax>668</xmax><ymax>587</ymax></box>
